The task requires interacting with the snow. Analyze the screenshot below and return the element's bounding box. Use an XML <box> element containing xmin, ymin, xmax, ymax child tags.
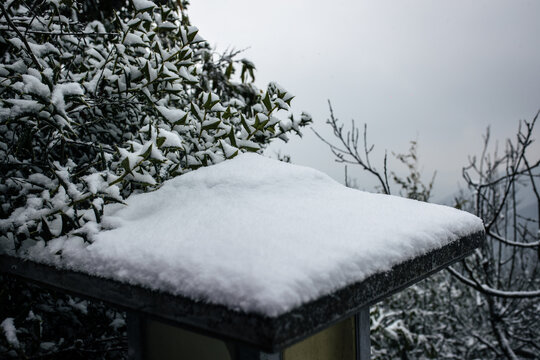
<box><xmin>179</xmin><ymin>67</ymin><xmax>198</xmax><ymax>82</ymax></box>
<box><xmin>3</xmin><ymin>154</ymin><xmax>484</xmax><ymax>317</ymax></box>
<box><xmin>220</xmin><ymin>140</ymin><xmax>238</xmax><ymax>158</ymax></box>
<box><xmin>123</xmin><ymin>33</ymin><xmax>145</xmax><ymax>46</ymax></box>
<box><xmin>51</xmin><ymin>83</ymin><xmax>84</xmax><ymax>114</ymax></box>
<box><xmin>22</xmin><ymin>74</ymin><xmax>50</xmax><ymax>98</ymax></box>
<box><xmin>83</xmin><ymin>172</ymin><xmax>108</xmax><ymax>195</ymax></box>
<box><xmin>156</xmin><ymin>105</ymin><xmax>187</xmax><ymax>123</ymax></box>
<box><xmin>109</xmin><ymin>316</ymin><xmax>126</xmax><ymax>330</ymax></box>
<box><xmin>157</xmin><ymin>128</ymin><xmax>183</xmax><ymax>148</ymax></box>
<box><xmin>0</xmin><ymin>99</ymin><xmax>42</xmax><ymax>120</ymax></box>
<box><xmin>1</xmin><ymin>318</ymin><xmax>19</xmax><ymax>348</ymax></box>
<box><xmin>68</xmin><ymin>298</ymin><xmax>88</xmax><ymax>314</ymax></box>
<box><xmin>132</xmin><ymin>0</ymin><xmax>156</xmax><ymax>11</ymax></box>
<box><xmin>40</xmin><ymin>342</ymin><xmax>56</xmax><ymax>351</ymax></box>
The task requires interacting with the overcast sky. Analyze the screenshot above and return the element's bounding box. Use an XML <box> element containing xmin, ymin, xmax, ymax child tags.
<box><xmin>189</xmin><ymin>0</ymin><xmax>540</xmax><ymax>202</ymax></box>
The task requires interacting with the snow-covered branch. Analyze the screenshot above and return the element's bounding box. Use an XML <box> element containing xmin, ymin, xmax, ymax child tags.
<box><xmin>448</xmin><ymin>266</ymin><xmax>540</xmax><ymax>299</ymax></box>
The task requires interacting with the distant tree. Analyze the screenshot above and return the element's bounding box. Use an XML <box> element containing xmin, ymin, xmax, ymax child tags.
<box><xmin>448</xmin><ymin>115</ymin><xmax>540</xmax><ymax>359</ymax></box>
<box><xmin>0</xmin><ymin>0</ymin><xmax>310</xmax><ymax>357</ymax></box>
<box><xmin>316</xmin><ymin>104</ymin><xmax>540</xmax><ymax>359</ymax></box>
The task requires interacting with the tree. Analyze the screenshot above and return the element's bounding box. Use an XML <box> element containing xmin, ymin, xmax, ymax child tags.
<box><xmin>316</xmin><ymin>104</ymin><xmax>540</xmax><ymax>359</ymax></box>
<box><xmin>448</xmin><ymin>114</ymin><xmax>540</xmax><ymax>359</ymax></box>
<box><xmin>0</xmin><ymin>0</ymin><xmax>310</xmax><ymax>357</ymax></box>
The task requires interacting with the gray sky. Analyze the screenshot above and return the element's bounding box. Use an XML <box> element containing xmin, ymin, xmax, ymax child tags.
<box><xmin>189</xmin><ymin>0</ymin><xmax>540</xmax><ymax>202</ymax></box>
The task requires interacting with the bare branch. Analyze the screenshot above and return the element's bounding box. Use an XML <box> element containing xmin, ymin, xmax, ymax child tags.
<box><xmin>488</xmin><ymin>230</ymin><xmax>540</xmax><ymax>248</ymax></box>
<box><xmin>312</xmin><ymin>101</ymin><xmax>391</xmax><ymax>194</ymax></box>
<box><xmin>448</xmin><ymin>266</ymin><xmax>540</xmax><ymax>299</ymax></box>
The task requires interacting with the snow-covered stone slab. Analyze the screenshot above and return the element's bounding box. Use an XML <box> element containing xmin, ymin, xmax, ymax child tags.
<box><xmin>1</xmin><ymin>154</ymin><xmax>484</xmax><ymax>350</ymax></box>
<box><xmin>3</xmin><ymin>154</ymin><xmax>483</xmax><ymax>315</ymax></box>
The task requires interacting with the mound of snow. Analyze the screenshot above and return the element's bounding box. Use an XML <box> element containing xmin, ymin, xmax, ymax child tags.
<box><xmin>10</xmin><ymin>154</ymin><xmax>483</xmax><ymax>316</ymax></box>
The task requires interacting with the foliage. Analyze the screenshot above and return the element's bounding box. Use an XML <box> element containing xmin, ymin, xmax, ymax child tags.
<box><xmin>0</xmin><ymin>0</ymin><xmax>310</xmax><ymax>357</ymax></box>
<box><xmin>0</xmin><ymin>0</ymin><xmax>311</xmax><ymax>250</ymax></box>
<box><xmin>317</xmin><ymin>105</ymin><xmax>540</xmax><ymax>359</ymax></box>
<box><xmin>391</xmin><ymin>140</ymin><xmax>435</xmax><ymax>202</ymax></box>
<box><xmin>1</xmin><ymin>277</ymin><xmax>127</xmax><ymax>359</ymax></box>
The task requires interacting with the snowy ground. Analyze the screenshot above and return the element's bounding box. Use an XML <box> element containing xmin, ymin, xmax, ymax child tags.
<box><xmin>1</xmin><ymin>154</ymin><xmax>483</xmax><ymax>316</ymax></box>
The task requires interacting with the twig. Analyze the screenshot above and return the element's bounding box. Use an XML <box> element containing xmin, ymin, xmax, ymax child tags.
<box><xmin>312</xmin><ymin>100</ymin><xmax>391</xmax><ymax>194</ymax></box>
<box><xmin>0</xmin><ymin>3</ymin><xmax>43</xmax><ymax>71</ymax></box>
<box><xmin>0</xmin><ymin>28</ymin><xmax>120</xmax><ymax>37</ymax></box>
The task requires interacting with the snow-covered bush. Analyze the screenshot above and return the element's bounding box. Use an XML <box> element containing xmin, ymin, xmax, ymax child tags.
<box><xmin>0</xmin><ymin>0</ymin><xmax>311</xmax><ymax>251</ymax></box>
<box><xmin>0</xmin><ymin>0</ymin><xmax>310</xmax><ymax>357</ymax></box>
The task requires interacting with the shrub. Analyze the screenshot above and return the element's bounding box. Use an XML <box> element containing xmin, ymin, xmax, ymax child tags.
<box><xmin>0</xmin><ymin>0</ymin><xmax>311</xmax><ymax>357</ymax></box>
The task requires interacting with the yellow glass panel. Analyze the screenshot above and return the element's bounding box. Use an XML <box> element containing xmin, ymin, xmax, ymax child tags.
<box><xmin>283</xmin><ymin>317</ymin><xmax>355</xmax><ymax>360</ymax></box>
<box><xmin>145</xmin><ymin>319</ymin><xmax>232</xmax><ymax>360</ymax></box>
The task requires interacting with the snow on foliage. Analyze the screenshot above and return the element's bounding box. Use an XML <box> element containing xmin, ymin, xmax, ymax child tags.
<box><xmin>0</xmin><ymin>0</ymin><xmax>312</xmax><ymax>252</ymax></box>
<box><xmin>0</xmin><ymin>318</ymin><xmax>19</xmax><ymax>349</ymax></box>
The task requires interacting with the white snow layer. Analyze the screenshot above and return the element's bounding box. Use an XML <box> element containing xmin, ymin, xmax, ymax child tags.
<box><xmin>1</xmin><ymin>318</ymin><xmax>19</xmax><ymax>348</ymax></box>
<box><xmin>7</xmin><ymin>154</ymin><xmax>483</xmax><ymax>316</ymax></box>
<box><xmin>132</xmin><ymin>0</ymin><xmax>156</xmax><ymax>11</ymax></box>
